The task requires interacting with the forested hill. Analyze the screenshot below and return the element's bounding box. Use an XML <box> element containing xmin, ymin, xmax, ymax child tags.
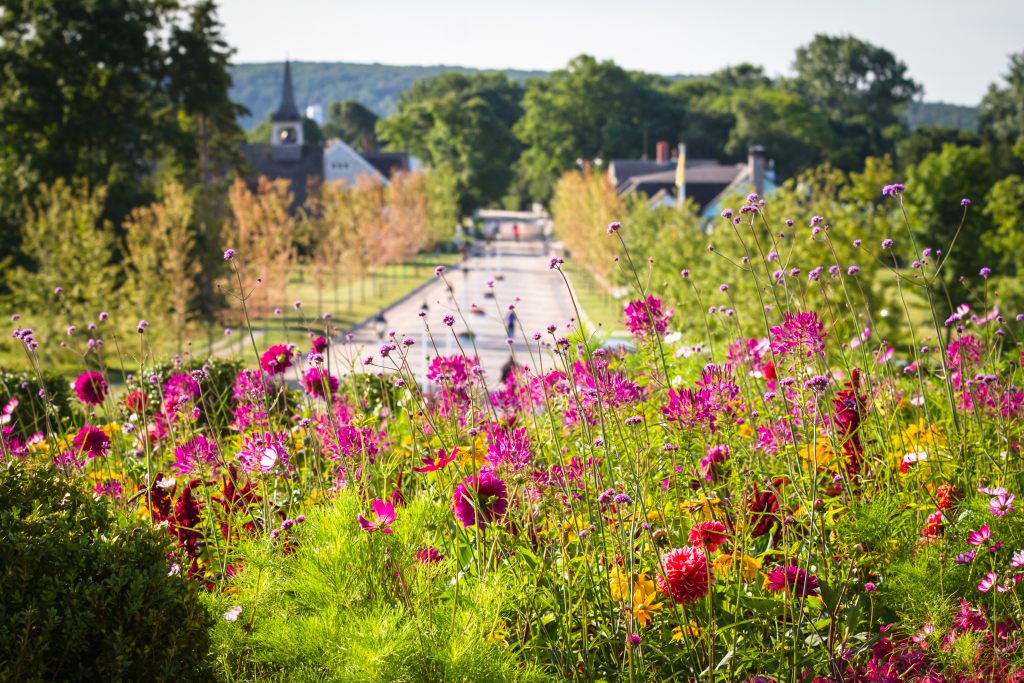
<box><xmin>230</xmin><ymin>61</ymin><xmax>980</xmax><ymax>132</ymax></box>
<box><xmin>229</xmin><ymin>61</ymin><xmax>546</xmax><ymax>128</ymax></box>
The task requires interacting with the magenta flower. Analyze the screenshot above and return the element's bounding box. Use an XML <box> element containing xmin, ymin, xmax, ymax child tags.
<box><xmin>977</xmin><ymin>571</ymin><xmax>999</xmax><ymax>593</ymax></box>
<box><xmin>172</xmin><ymin>435</ymin><xmax>220</xmax><ymax>475</ymax></box>
<box><xmin>989</xmin><ymin>493</ymin><xmax>1015</xmax><ymax>518</ymax></box>
<box><xmin>412</xmin><ymin>447</ymin><xmax>458</xmax><ymax>473</ymax></box>
<box><xmin>73</xmin><ymin>371</ymin><xmax>108</xmax><ymax>406</ymax></box>
<box><xmin>769</xmin><ymin>312</ymin><xmax>826</xmax><ymax>359</ymax></box>
<box><xmin>237</xmin><ymin>431</ymin><xmax>290</xmax><ymax>473</ymax></box>
<box><xmin>260</xmin><ymin>344</ymin><xmax>293</xmax><ymax>375</ymax></box>
<box><xmin>358</xmin><ymin>499</ymin><xmax>396</xmax><ymax>534</ymax></box>
<box><xmin>766</xmin><ymin>564</ymin><xmax>820</xmax><ymax>597</ymax></box>
<box><xmin>1010</xmin><ymin>549</ymin><xmax>1024</xmax><ymax>569</ymax></box>
<box><xmin>310</xmin><ymin>336</ymin><xmax>328</xmax><ymax>354</ymax></box>
<box><xmin>416</xmin><ymin>546</ymin><xmax>444</xmax><ymax>564</ymax></box>
<box><xmin>452</xmin><ymin>468</ymin><xmax>508</xmax><ymax>528</ymax></box>
<box><xmin>486</xmin><ymin>426</ymin><xmax>532</xmax><ymax>471</ymax></box>
<box><xmin>966</xmin><ymin>524</ymin><xmax>991</xmax><ymax>546</ymax></box>
<box><xmin>302</xmin><ymin>367</ymin><xmax>339</xmax><ymax>399</ymax></box>
<box><xmin>624</xmin><ymin>295</ymin><xmax>673</xmax><ymax>340</ymax></box>
<box><xmin>72</xmin><ymin>425</ymin><xmax>110</xmax><ymax>458</ymax></box>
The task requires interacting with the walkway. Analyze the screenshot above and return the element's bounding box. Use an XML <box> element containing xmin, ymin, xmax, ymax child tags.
<box><xmin>328</xmin><ymin>238</ymin><xmax>581</xmax><ymax>383</ymax></box>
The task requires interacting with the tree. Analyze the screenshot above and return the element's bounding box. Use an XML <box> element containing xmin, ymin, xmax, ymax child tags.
<box><xmin>979</xmin><ymin>51</ymin><xmax>1024</xmax><ymax>175</ymax></box>
<box><xmin>789</xmin><ymin>35</ymin><xmax>921</xmax><ymax>168</ymax></box>
<box><xmin>905</xmin><ymin>145</ymin><xmax>997</xmax><ymax>283</ymax></box>
<box><xmin>225</xmin><ymin>177</ymin><xmax>295</xmax><ymax>316</ymax></box>
<box><xmin>378</xmin><ymin>72</ymin><xmax>523</xmax><ymax>213</ymax></box>
<box><xmin>8</xmin><ymin>180</ymin><xmax>119</xmax><ymax>351</ymax></box>
<box><xmin>515</xmin><ymin>55</ymin><xmax>678</xmax><ymax>203</ymax></box>
<box><xmin>0</xmin><ymin>0</ymin><xmax>244</xmax><ymax>270</ymax></box>
<box><xmin>895</xmin><ymin>125</ymin><xmax>981</xmax><ymax>170</ymax></box>
<box><xmin>122</xmin><ymin>180</ymin><xmax>199</xmax><ymax>351</ymax></box>
<box><xmin>322</xmin><ymin>100</ymin><xmax>379</xmax><ymax>151</ymax></box>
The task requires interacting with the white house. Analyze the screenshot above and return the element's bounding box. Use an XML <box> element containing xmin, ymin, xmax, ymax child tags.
<box><xmin>323</xmin><ymin>138</ymin><xmax>386</xmax><ymax>186</ymax></box>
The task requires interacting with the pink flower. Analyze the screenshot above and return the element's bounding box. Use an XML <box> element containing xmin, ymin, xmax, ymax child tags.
<box><xmin>657</xmin><ymin>546</ymin><xmax>713</xmax><ymax>604</ymax></box>
<box><xmin>358</xmin><ymin>499</ymin><xmax>396</xmax><ymax>534</ymax></box>
<box><xmin>412</xmin><ymin>447</ymin><xmax>458</xmax><ymax>473</ymax></box>
<box><xmin>172</xmin><ymin>435</ymin><xmax>220</xmax><ymax>475</ymax></box>
<box><xmin>766</xmin><ymin>564</ymin><xmax>820</xmax><ymax>597</ymax></box>
<box><xmin>967</xmin><ymin>524</ymin><xmax>991</xmax><ymax>546</ymax></box>
<box><xmin>310</xmin><ymin>336</ymin><xmax>328</xmax><ymax>354</ymax></box>
<box><xmin>260</xmin><ymin>344</ymin><xmax>293</xmax><ymax>375</ymax></box>
<box><xmin>989</xmin><ymin>493</ymin><xmax>1015</xmax><ymax>518</ymax></box>
<box><xmin>73</xmin><ymin>371</ymin><xmax>108</xmax><ymax>406</ymax></box>
<box><xmin>72</xmin><ymin>425</ymin><xmax>110</xmax><ymax>458</ymax></box>
<box><xmin>769</xmin><ymin>311</ymin><xmax>826</xmax><ymax>359</ymax></box>
<box><xmin>452</xmin><ymin>468</ymin><xmax>508</xmax><ymax>528</ymax></box>
<box><xmin>1011</xmin><ymin>549</ymin><xmax>1024</xmax><ymax>569</ymax></box>
<box><xmin>624</xmin><ymin>295</ymin><xmax>673</xmax><ymax>340</ymax></box>
<box><xmin>688</xmin><ymin>520</ymin><xmax>729</xmax><ymax>553</ymax></box>
<box><xmin>416</xmin><ymin>546</ymin><xmax>444</xmax><ymax>564</ymax></box>
<box><xmin>302</xmin><ymin>367</ymin><xmax>338</xmax><ymax>399</ymax></box>
<box><xmin>977</xmin><ymin>571</ymin><xmax>998</xmax><ymax>593</ymax></box>
<box><xmin>237</xmin><ymin>431</ymin><xmax>290</xmax><ymax>473</ymax></box>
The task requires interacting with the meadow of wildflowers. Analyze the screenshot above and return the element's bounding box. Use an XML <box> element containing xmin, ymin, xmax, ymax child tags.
<box><xmin>4</xmin><ymin>186</ymin><xmax>1024</xmax><ymax>682</ymax></box>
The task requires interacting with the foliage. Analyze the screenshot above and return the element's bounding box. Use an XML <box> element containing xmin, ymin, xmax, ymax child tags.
<box><xmin>979</xmin><ymin>51</ymin><xmax>1024</xmax><ymax>174</ymax></box>
<box><xmin>205</xmin><ymin>493</ymin><xmax>551</xmax><ymax>682</ymax></box>
<box><xmin>7</xmin><ymin>180</ymin><xmax>119</xmax><ymax>352</ymax></box>
<box><xmin>0</xmin><ymin>460</ymin><xmax>212</xmax><ymax>682</ymax></box>
<box><xmin>378</xmin><ymin>72</ymin><xmax>523</xmax><ymax>213</ymax></box>
<box><xmin>322</xmin><ymin>99</ymin><xmax>380</xmax><ymax>151</ymax></box>
<box><xmin>0</xmin><ymin>368</ymin><xmax>73</xmax><ymax>439</ymax></box>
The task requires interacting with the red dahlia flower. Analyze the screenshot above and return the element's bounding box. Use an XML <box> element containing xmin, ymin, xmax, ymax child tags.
<box><xmin>260</xmin><ymin>344</ymin><xmax>294</xmax><ymax>375</ymax></box>
<box><xmin>73</xmin><ymin>371</ymin><xmax>108</xmax><ymax>406</ymax></box>
<box><xmin>657</xmin><ymin>546</ymin><xmax>713</xmax><ymax>604</ymax></box>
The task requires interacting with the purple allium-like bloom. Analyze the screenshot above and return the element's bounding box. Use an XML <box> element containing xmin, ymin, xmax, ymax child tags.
<box><xmin>73</xmin><ymin>371</ymin><xmax>108</xmax><ymax>406</ymax></box>
<box><xmin>442</xmin><ymin>314</ymin><xmax>455</xmax><ymax>327</ymax></box>
<box><xmin>882</xmin><ymin>238</ymin><xmax>894</xmax><ymax>250</ymax></box>
<box><xmin>881</xmin><ymin>183</ymin><xmax>906</xmax><ymax>198</ymax></box>
<box><xmin>434</xmin><ymin>265</ymin><xmax>445</xmax><ymax>277</ymax></box>
<box><xmin>766</xmin><ymin>564</ymin><xmax>820</xmax><ymax>597</ymax></box>
<box><xmin>172</xmin><ymin>435</ymin><xmax>220</xmax><ymax>475</ymax></box>
<box><xmin>624</xmin><ymin>295</ymin><xmax>673</xmax><ymax>340</ymax></box>
<box><xmin>237</xmin><ymin>431</ymin><xmax>290</xmax><ymax>473</ymax></box>
<box><xmin>961</xmin><ymin>198</ymin><xmax>971</xmax><ymax>207</ymax></box>
<box><xmin>452</xmin><ymin>468</ymin><xmax>508</xmax><ymax>528</ymax></box>
<box><xmin>73</xmin><ymin>425</ymin><xmax>110</xmax><ymax>458</ymax></box>
<box><xmin>223</xmin><ymin>248</ymin><xmax>236</xmax><ymax>261</ymax></box>
<box><xmin>607</xmin><ymin>221</ymin><xmax>621</xmax><ymax>234</ymax></box>
<box><xmin>979</xmin><ymin>267</ymin><xmax>992</xmax><ymax>279</ymax></box>
<box><xmin>769</xmin><ymin>311</ymin><xmax>826</xmax><ymax>359</ymax></box>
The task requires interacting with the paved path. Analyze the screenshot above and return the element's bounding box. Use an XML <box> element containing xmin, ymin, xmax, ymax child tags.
<box><xmin>328</xmin><ymin>238</ymin><xmax>581</xmax><ymax>384</ymax></box>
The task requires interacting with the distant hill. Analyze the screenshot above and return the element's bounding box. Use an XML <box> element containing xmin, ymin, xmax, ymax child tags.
<box><xmin>230</xmin><ymin>61</ymin><xmax>980</xmax><ymax>133</ymax></box>
<box><xmin>905</xmin><ymin>100</ymin><xmax>980</xmax><ymax>131</ymax></box>
<box><xmin>229</xmin><ymin>61</ymin><xmax>546</xmax><ymax>129</ymax></box>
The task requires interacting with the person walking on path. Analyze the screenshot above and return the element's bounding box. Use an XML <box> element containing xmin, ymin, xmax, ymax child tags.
<box><xmin>506</xmin><ymin>309</ymin><xmax>519</xmax><ymax>339</ymax></box>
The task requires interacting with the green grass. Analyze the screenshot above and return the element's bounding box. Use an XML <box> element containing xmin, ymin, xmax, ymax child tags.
<box><xmin>563</xmin><ymin>263</ymin><xmax>627</xmax><ymax>337</ymax></box>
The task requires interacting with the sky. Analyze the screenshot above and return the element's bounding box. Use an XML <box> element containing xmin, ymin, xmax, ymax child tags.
<box><xmin>217</xmin><ymin>0</ymin><xmax>1023</xmax><ymax>106</ymax></box>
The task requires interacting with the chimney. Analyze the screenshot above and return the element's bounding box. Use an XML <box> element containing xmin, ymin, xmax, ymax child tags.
<box><xmin>748</xmin><ymin>145</ymin><xmax>767</xmax><ymax>196</ymax></box>
<box><xmin>656</xmin><ymin>141</ymin><xmax>670</xmax><ymax>164</ymax></box>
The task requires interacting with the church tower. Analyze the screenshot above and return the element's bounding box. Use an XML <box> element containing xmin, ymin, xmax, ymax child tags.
<box><xmin>270</xmin><ymin>60</ymin><xmax>303</xmax><ymax>161</ymax></box>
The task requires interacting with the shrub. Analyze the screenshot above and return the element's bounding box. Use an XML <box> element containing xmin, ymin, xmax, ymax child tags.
<box><xmin>0</xmin><ymin>460</ymin><xmax>212</xmax><ymax>681</ymax></box>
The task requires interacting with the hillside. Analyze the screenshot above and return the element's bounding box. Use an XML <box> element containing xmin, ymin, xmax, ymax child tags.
<box><xmin>230</xmin><ymin>61</ymin><xmax>980</xmax><ymax>133</ymax></box>
<box><xmin>229</xmin><ymin>61</ymin><xmax>545</xmax><ymax>129</ymax></box>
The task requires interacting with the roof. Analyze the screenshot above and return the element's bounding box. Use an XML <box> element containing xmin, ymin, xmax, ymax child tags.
<box><xmin>241</xmin><ymin>143</ymin><xmax>323</xmax><ymax>208</ymax></box>
<box><xmin>608</xmin><ymin>159</ymin><xmax>673</xmax><ymax>188</ymax></box>
<box><xmin>616</xmin><ymin>162</ymin><xmax>747</xmax><ymax>209</ymax></box>
<box><xmin>271</xmin><ymin>61</ymin><xmax>301</xmax><ymax>122</ymax></box>
<box><xmin>361</xmin><ymin>151</ymin><xmax>410</xmax><ymax>179</ymax></box>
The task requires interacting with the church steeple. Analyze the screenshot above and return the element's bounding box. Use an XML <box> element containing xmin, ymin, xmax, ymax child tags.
<box><xmin>270</xmin><ymin>60</ymin><xmax>304</xmax><ymax>153</ymax></box>
<box><xmin>272</xmin><ymin>60</ymin><xmax>300</xmax><ymax>122</ymax></box>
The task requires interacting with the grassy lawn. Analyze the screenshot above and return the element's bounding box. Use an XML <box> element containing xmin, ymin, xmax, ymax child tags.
<box><xmin>563</xmin><ymin>262</ymin><xmax>628</xmax><ymax>336</ymax></box>
<box><xmin>0</xmin><ymin>252</ymin><xmax>460</xmax><ymax>374</ymax></box>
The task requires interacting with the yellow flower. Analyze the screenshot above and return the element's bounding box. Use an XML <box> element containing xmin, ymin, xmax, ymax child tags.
<box><xmin>609</xmin><ymin>567</ymin><xmax>630</xmax><ymax>602</ymax></box>
<box><xmin>798</xmin><ymin>438</ymin><xmax>835</xmax><ymax>469</ymax></box>
<box><xmin>100</xmin><ymin>422</ymin><xmax>121</xmax><ymax>436</ymax></box>
<box><xmin>631</xmin><ymin>590</ymin><xmax>662</xmax><ymax>628</ymax></box>
<box><xmin>680</xmin><ymin>494</ymin><xmax>721</xmax><ymax>521</ymax></box>
<box><xmin>672</xmin><ymin>621</ymin><xmax>701</xmax><ymax>640</ymax></box>
<box><xmin>486</xmin><ymin>622</ymin><xmax>509</xmax><ymax>646</ymax></box>
<box><xmin>713</xmin><ymin>553</ymin><xmax>762</xmax><ymax>582</ymax></box>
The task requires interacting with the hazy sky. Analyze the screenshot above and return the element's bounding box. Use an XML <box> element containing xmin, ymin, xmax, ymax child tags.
<box><xmin>218</xmin><ymin>0</ymin><xmax>1022</xmax><ymax>105</ymax></box>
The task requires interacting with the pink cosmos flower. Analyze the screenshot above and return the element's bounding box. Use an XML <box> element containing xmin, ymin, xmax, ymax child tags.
<box><xmin>766</xmin><ymin>564</ymin><xmax>820</xmax><ymax>597</ymax></box>
<box><xmin>412</xmin><ymin>447</ymin><xmax>457</xmax><ymax>473</ymax></box>
<box><xmin>1010</xmin><ymin>549</ymin><xmax>1024</xmax><ymax>569</ymax></box>
<box><xmin>967</xmin><ymin>524</ymin><xmax>991</xmax><ymax>546</ymax></box>
<box><xmin>260</xmin><ymin>344</ymin><xmax>293</xmax><ymax>375</ymax></box>
<box><xmin>358</xmin><ymin>499</ymin><xmax>396</xmax><ymax>534</ymax></box>
<box><xmin>73</xmin><ymin>371</ymin><xmax>108</xmax><ymax>406</ymax></box>
<box><xmin>989</xmin><ymin>493</ymin><xmax>1015</xmax><ymax>518</ymax></box>
<box><xmin>237</xmin><ymin>431</ymin><xmax>290</xmax><ymax>473</ymax></box>
<box><xmin>977</xmin><ymin>571</ymin><xmax>999</xmax><ymax>593</ymax></box>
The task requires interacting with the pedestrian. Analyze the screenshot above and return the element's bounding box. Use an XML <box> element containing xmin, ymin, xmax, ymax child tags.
<box><xmin>513</xmin><ymin>224</ymin><xmax>520</xmax><ymax>242</ymax></box>
<box><xmin>506</xmin><ymin>309</ymin><xmax>518</xmax><ymax>339</ymax></box>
